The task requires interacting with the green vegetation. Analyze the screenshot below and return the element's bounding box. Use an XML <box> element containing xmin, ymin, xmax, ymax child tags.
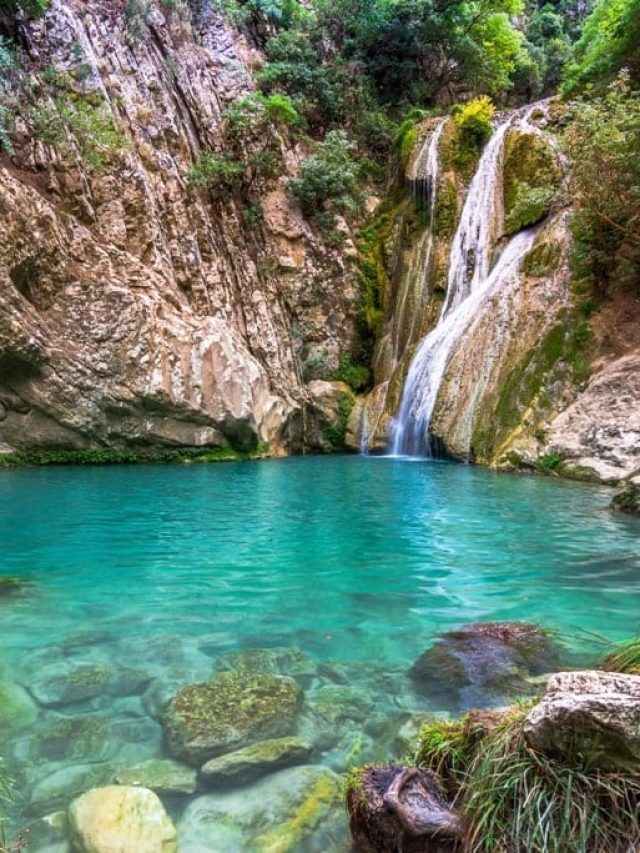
<box><xmin>563</xmin><ymin>0</ymin><xmax>640</xmax><ymax>95</ymax></box>
<box><xmin>188</xmin><ymin>92</ymin><xmax>299</xmax><ymax>211</ymax></box>
<box><xmin>563</xmin><ymin>73</ymin><xmax>640</xmax><ymax>296</ymax></box>
<box><xmin>503</xmin><ymin>129</ymin><xmax>561</xmax><ymax>235</ymax></box>
<box><xmin>333</xmin><ymin>355</ymin><xmax>370</xmax><ymax>392</ymax></box>
<box><xmin>413</xmin><ymin>704</ymin><xmax>640</xmax><ymax>853</ymax></box>
<box><xmin>322</xmin><ymin>392</ymin><xmax>354</xmax><ymax>451</ymax></box>
<box><xmin>601</xmin><ymin>636</ymin><xmax>640</xmax><ymax>673</ymax></box>
<box><xmin>289</xmin><ymin>130</ymin><xmax>363</xmax><ymax>229</ymax></box>
<box><xmin>0</xmin><ymin>444</ymin><xmax>271</xmax><ymax>467</ymax></box>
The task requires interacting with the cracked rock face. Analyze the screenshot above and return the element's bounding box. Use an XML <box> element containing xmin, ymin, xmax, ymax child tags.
<box><xmin>0</xmin><ymin>0</ymin><xmax>360</xmax><ymax>454</ymax></box>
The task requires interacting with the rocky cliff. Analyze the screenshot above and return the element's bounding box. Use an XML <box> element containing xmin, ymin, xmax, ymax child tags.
<box><xmin>0</xmin><ymin>0</ymin><xmax>361</xmax><ymax>455</ymax></box>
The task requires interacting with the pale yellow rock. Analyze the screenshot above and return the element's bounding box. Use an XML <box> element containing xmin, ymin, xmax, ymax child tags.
<box><xmin>68</xmin><ymin>786</ymin><xmax>177</xmax><ymax>853</ymax></box>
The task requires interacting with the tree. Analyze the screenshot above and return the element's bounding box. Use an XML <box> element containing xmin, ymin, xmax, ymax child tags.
<box><xmin>563</xmin><ymin>0</ymin><xmax>640</xmax><ymax>94</ymax></box>
<box><xmin>564</xmin><ymin>73</ymin><xmax>640</xmax><ymax>293</ymax></box>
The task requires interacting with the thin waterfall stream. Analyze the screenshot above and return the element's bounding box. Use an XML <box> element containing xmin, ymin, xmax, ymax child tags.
<box><xmin>390</xmin><ymin>107</ymin><xmax>543</xmax><ymax>457</ymax></box>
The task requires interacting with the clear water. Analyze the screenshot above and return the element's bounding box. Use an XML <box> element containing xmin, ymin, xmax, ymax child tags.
<box><xmin>1</xmin><ymin>457</ymin><xmax>640</xmax><ymax>849</ymax></box>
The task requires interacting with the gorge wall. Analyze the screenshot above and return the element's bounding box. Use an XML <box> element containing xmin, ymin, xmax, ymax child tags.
<box><xmin>1</xmin><ymin>0</ymin><xmax>639</xmax><ymax>491</ymax></box>
<box><xmin>0</xmin><ymin>0</ymin><xmax>362</xmax><ymax>455</ymax></box>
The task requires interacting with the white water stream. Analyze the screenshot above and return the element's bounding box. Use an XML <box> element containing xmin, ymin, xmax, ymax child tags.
<box><xmin>391</xmin><ymin>108</ymin><xmax>542</xmax><ymax>457</ymax></box>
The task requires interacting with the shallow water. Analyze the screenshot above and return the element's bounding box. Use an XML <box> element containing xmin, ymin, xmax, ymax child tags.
<box><xmin>1</xmin><ymin>456</ymin><xmax>640</xmax><ymax>849</ymax></box>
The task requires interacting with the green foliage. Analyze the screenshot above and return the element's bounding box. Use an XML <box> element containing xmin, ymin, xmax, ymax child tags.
<box><xmin>453</xmin><ymin>97</ymin><xmax>495</xmax><ymax>148</ymax></box>
<box><xmin>322</xmin><ymin>392</ymin><xmax>354</xmax><ymax>451</ymax></box>
<box><xmin>289</xmin><ymin>129</ymin><xmax>364</xmax><ymax>225</ymax></box>
<box><xmin>333</xmin><ymin>355</ymin><xmax>370</xmax><ymax>392</ymax></box>
<box><xmin>0</xmin><ymin>445</ymin><xmax>271</xmax><ymax>467</ymax></box>
<box><xmin>601</xmin><ymin>636</ymin><xmax>640</xmax><ymax>673</ymax></box>
<box><xmin>522</xmin><ymin>239</ymin><xmax>562</xmax><ymax>276</ymax></box>
<box><xmin>415</xmin><ymin>718</ymin><xmax>472</xmax><ymax>786</ymax></box>
<box><xmin>186</xmin><ymin>151</ymin><xmax>245</xmax><ymax>195</ymax></box>
<box><xmin>188</xmin><ymin>92</ymin><xmax>299</xmax><ymax>207</ymax></box>
<box><xmin>536</xmin><ymin>452</ymin><xmax>563</xmax><ymax>471</ymax></box>
<box><xmin>433</xmin><ymin>176</ymin><xmax>458</xmax><ymax>237</ymax></box>
<box><xmin>564</xmin><ymin>73</ymin><xmax>640</xmax><ymax>295</ymax></box>
<box><xmin>563</xmin><ymin>0</ymin><xmax>640</xmax><ymax>95</ymax></box>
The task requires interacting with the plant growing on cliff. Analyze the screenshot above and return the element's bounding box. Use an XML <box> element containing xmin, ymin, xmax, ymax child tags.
<box><xmin>289</xmin><ymin>130</ymin><xmax>363</xmax><ymax>227</ymax></box>
<box><xmin>188</xmin><ymin>92</ymin><xmax>299</xmax><ymax>205</ymax></box>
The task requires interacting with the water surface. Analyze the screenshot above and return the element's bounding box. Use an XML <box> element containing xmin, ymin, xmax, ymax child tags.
<box><xmin>1</xmin><ymin>457</ymin><xmax>639</xmax><ymax>849</ymax></box>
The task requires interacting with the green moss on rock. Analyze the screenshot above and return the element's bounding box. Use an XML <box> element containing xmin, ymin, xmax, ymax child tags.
<box><xmin>503</xmin><ymin>130</ymin><xmax>561</xmax><ymax>235</ymax></box>
<box><xmin>162</xmin><ymin>671</ymin><xmax>303</xmax><ymax>766</ymax></box>
<box><xmin>523</xmin><ymin>240</ymin><xmax>562</xmax><ymax>277</ymax></box>
<box><xmin>434</xmin><ymin>175</ymin><xmax>459</xmax><ymax>238</ymax></box>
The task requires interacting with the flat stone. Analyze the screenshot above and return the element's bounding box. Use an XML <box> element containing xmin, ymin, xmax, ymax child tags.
<box><xmin>212</xmin><ymin>646</ymin><xmax>315</xmax><ymax>678</ymax></box>
<box><xmin>26</xmin><ymin>714</ymin><xmax>114</xmax><ymax>764</ymax></box>
<box><xmin>68</xmin><ymin>786</ymin><xmax>177</xmax><ymax>853</ymax></box>
<box><xmin>178</xmin><ymin>765</ymin><xmax>344</xmax><ymax>852</ymax></box>
<box><xmin>27</xmin><ymin>662</ymin><xmax>111</xmax><ymax>707</ymax></box>
<box><xmin>29</xmin><ymin>763</ymin><xmax>113</xmax><ymax>815</ymax></box>
<box><xmin>200</xmin><ymin>737</ymin><xmax>313</xmax><ymax>787</ymax></box>
<box><xmin>113</xmin><ymin>759</ymin><xmax>197</xmax><ymax>795</ymax></box>
<box><xmin>162</xmin><ymin>671</ymin><xmax>303</xmax><ymax>766</ymax></box>
<box><xmin>524</xmin><ymin>670</ymin><xmax>640</xmax><ymax>769</ymax></box>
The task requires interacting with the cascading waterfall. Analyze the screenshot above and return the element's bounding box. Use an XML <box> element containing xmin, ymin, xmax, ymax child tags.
<box><xmin>391</xmin><ymin>119</ymin><xmax>446</xmax><ymax>365</ymax></box>
<box><xmin>390</xmin><ymin>108</ymin><xmax>540</xmax><ymax>457</ymax></box>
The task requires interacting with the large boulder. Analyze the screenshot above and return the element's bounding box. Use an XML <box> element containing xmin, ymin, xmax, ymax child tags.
<box><xmin>347</xmin><ymin>765</ymin><xmax>461</xmax><ymax>853</ymax></box>
<box><xmin>68</xmin><ymin>786</ymin><xmax>177</xmax><ymax>853</ymax></box>
<box><xmin>200</xmin><ymin>737</ymin><xmax>313</xmax><ymax>787</ymax></box>
<box><xmin>524</xmin><ymin>670</ymin><xmax>640</xmax><ymax>770</ymax></box>
<box><xmin>162</xmin><ymin>671</ymin><xmax>303</xmax><ymax>766</ymax></box>
<box><xmin>410</xmin><ymin>622</ymin><xmax>563</xmax><ymax>709</ymax></box>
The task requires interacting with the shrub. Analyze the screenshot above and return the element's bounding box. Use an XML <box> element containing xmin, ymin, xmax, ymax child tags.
<box><xmin>187</xmin><ymin>151</ymin><xmax>245</xmax><ymax>194</ymax></box>
<box><xmin>453</xmin><ymin>96</ymin><xmax>495</xmax><ymax>149</ymax></box>
<box><xmin>333</xmin><ymin>355</ymin><xmax>370</xmax><ymax>392</ymax></box>
<box><xmin>289</xmin><ymin>130</ymin><xmax>363</xmax><ymax>224</ymax></box>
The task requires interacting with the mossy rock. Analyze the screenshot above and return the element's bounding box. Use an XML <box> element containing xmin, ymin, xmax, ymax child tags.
<box><xmin>113</xmin><ymin>759</ymin><xmax>197</xmax><ymax>795</ymax></box>
<box><xmin>410</xmin><ymin>622</ymin><xmax>564</xmax><ymax>709</ymax></box>
<box><xmin>523</xmin><ymin>240</ymin><xmax>562</xmax><ymax>277</ymax></box>
<box><xmin>612</xmin><ymin>483</ymin><xmax>640</xmax><ymax>514</ymax></box>
<box><xmin>213</xmin><ymin>646</ymin><xmax>315</xmax><ymax>678</ymax></box>
<box><xmin>503</xmin><ymin>130</ymin><xmax>561</xmax><ymax>235</ymax></box>
<box><xmin>162</xmin><ymin>671</ymin><xmax>303</xmax><ymax>766</ymax></box>
<box><xmin>200</xmin><ymin>737</ymin><xmax>313</xmax><ymax>787</ymax></box>
<box><xmin>434</xmin><ymin>175</ymin><xmax>459</xmax><ymax>238</ymax></box>
<box><xmin>439</xmin><ymin>117</ymin><xmax>482</xmax><ymax>184</ymax></box>
<box><xmin>28</xmin><ymin>714</ymin><xmax>112</xmax><ymax>763</ymax></box>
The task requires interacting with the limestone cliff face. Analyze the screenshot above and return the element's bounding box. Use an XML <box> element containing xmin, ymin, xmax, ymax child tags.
<box><xmin>0</xmin><ymin>0</ymin><xmax>361</xmax><ymax>453</ymax></box>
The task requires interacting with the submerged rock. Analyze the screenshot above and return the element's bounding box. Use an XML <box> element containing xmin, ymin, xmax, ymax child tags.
<box><xmin>0</xmin><ymin>678</ymin><xmax>39</xmax><ymax>733</ymax></box>
<box><xmin>200</xmin><ymin>737</ymin><xmax>313</xmax><ymax>787</ymax></box>
<box><xmin>113</xmin><ymin>759</ymin><xmax>197</xmax><ymax>796</ymax></box>
<box><xmin>410</xmin><ymin>622</ymin><xmax>562</xmax><ymax>708</ymax></box>
<box><xmin>178</xmin><ymin>764</ymin><xmax>343</xmax><ymax>852</ymax></box>
<box><xmin>347</xmin><ymin>764</ymin><xmax>461</xmax><ymax>853</ymax></box>
<box><xmin>29</xmin><ymin>763</ymin><xmax>113</xmax><ymax>815</ymax></box>
<box><xmin>25</xmin><ymin>810</ymin><xmax>71</xmax><ymax>853</ymax></box>
<box><xmin>524</xmin><ymin>670</ymin><xmax>640</xmax><ymax>770</ymax></box>
<box><xmin>212</xmin><ymin>646</ymin><xmax>316</xmax><ymax>680</ymax></box>
<box><xmin>68</xmin><ymin>786</ymin><xmax>177</xmax><ymax>853</ymax></box>
<box><xmin>162</xmin><ymin>671</ymin><xmax>303</xmax><ymax>766</ymax></box>
<box><xmin>25</xmin><ymin>714</ymin><xmax>113</xmax><ymax>764</ymax></box>
<box><xmin>26</xmin><ymin>659</ymin><xmax>152</xmax><ymax>708</ymax></box>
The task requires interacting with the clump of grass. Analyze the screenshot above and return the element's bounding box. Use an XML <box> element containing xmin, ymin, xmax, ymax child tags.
<box><xmin>415</xmin><ymin>718</ymin><xmax>471</xmax><ymax>787</ymax></box>
<box><xmin>601</xmin><ymin>637</ymin><xmax>640</xmax><ymax>675</ymax></box>
<box><xmin>464</xmin><ymin>706</ymin><xmax>640</xmax><ymax>852</ymax></box>
<box><xmin>414</xmin><ymin>702</ymin><xmax>640</xmax><ymax>852</ymax></box>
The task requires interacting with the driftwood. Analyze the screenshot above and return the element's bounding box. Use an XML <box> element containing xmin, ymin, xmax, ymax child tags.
<box><xmin>347</xmin><ymin>764</ymin><xmax>461</xmax><ymax>852</ymax></box>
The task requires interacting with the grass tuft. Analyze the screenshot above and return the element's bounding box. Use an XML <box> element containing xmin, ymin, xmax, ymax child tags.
<box><xmin>601</xmin><ymin>637</ymin><xmax>640</xmax><ymax>675</ymax></box>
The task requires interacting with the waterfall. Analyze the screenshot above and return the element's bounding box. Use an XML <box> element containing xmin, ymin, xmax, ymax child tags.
<box><xmin>390</xmin><ymin>109</ymin><xmax>541</xmax><ymax>457</ymax></box>
<box><xmin>391</xmin><ymin>119</ymin><xmax>446</xmax><ymax>365</ymax></box>
<box><xmin>390</xmin><ymin>229</ymin><xmax>537</xmax><ymax>456</ymax></box>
